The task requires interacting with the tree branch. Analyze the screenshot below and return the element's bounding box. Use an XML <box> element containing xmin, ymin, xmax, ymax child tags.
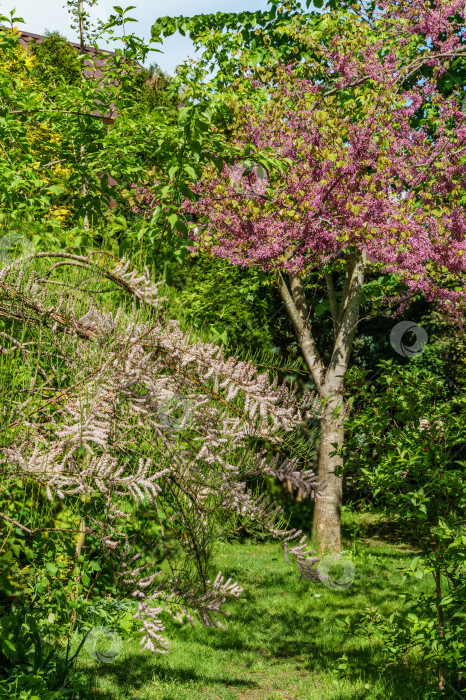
<box><xmin>275</xmin><ymin>271</ymin><xmax>325</xmax><ymax>389</ymax></box>
<box><xmin>0</xmin><ymin>511</ymin><xmax>33</xmax><ymax>535</ymax></box>
<box><xmin>325</xmin><ymin>250</ymin><xmax>365</xmax><ymax>389</ymax></box>
<box><xmin>324</xmin><ymin>271</ymin><xmax>339</xmax><ymax>334</ymax></box>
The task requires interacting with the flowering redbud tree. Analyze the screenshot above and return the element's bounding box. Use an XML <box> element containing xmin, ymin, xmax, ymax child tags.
<box><xmin>185</xmin><ymin>0</ymin><xmax>466</xmax><ymax>552</ymax></box>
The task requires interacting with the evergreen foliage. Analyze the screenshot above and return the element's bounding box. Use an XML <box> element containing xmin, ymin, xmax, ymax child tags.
<box><xmin>30</xmin><ymin>30</ymin><xmax>81</xmax><ymax>86</ymax></box>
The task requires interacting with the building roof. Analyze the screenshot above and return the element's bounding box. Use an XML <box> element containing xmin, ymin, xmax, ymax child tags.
<box><xmin>2</xmin><ymin>27</ymin><xmax>124</xmax><ymax>123</ymax></box>
<box><xmin>16</xmin><ymin>29</ymin><xmax>119</xmax><ymax>58</ymax></box>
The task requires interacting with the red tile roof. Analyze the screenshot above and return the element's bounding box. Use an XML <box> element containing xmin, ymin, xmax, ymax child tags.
<box><xmin>2</xmin><ymin>27</ymin><xmax>122</xmax><ymax>122</ymax></box>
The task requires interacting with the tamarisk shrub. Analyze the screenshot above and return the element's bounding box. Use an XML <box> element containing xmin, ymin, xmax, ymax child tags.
<box><xmin>0</xmin><ymin>253</ymin><xmax>323</xmax><ymax>654</ymax></box>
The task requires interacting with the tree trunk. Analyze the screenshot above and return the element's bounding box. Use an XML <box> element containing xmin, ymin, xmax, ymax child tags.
<box><xmin>312</xmin><ymin>390</ymin><xmax>345</xmax><ymax>553</ymax></box>
<box><xmin>78</xmin><ymin>1</ymin><xmax>85</xmax><ymax>54</ymax></box>
<box><xmin>77</xmin><ymin>7</ymin><xmax>90</xmax><ymax>231</ymax></box>
<box><xmin>433</xmin><ymin>558</ymin><xmax>446</xmax><ymax>691</ymax></box>
<box><xmin>275</xmin><ymin>249</ymin><xmax>365</xmax><ymax>553</ymax></box>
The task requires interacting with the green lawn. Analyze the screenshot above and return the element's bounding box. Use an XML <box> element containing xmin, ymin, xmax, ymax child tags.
<box><xmin>76</xmin><ymin>512</ymin><xmax>436</xmax><ymax>699</ymax></box>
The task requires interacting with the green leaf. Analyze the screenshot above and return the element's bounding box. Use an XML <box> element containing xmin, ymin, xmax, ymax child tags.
<box><xmin>167</xmin><ymin>213</ymin><xmax>178</xmax><ymax>228</ymax></box>
<box><xmin>174</xmin><ymin>219</ymin><xmax>189</xmax><ymax>235</ymax></box>
<box><xmin>47</xmin><ymin>185</ymin><xmax>64</xmax><ymax>196</ymax></box>
<box><xmin>168</xmin><ymin>165</ymin><xmax>179</xmax><ymax>180</ymax></box>
<box><xmin>45</xmin><ymin>563</ymin><xmax>58</xmax><ymax>576</ymax></box>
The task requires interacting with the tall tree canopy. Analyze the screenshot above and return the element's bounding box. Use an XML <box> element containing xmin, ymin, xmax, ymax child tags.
<box><xmin>154</xmin><ymin>0</ymin><xmax>466</xmax><ymax>551</ymax></box>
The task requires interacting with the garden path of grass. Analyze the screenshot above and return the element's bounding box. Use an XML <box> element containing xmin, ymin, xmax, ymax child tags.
<box><xmin>78</xmin><ymin>511</ymin><xmax>440</xmax><ymax>699</ymax></box>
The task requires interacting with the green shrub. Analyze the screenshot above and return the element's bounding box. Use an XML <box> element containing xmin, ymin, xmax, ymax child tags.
<box><xmin>30</xmin><ymin>31</ymin><xmax>81</xmax><ymax>87</ymax></box>
<box><xmin>341</xmin><ymin>362</ymin><xmax>466</xmax><ymax>693</ymax></box>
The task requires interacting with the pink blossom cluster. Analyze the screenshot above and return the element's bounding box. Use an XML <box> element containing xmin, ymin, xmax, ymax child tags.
<box><xmin>0</xmin><ymin>255</ymin><xmax>323</xmax><ymax>653</ymax></box>
<box><xmin>186</xmin><ymin>1</ymin><xmax>466</xmax><ymax>312</ymax></box>
<box><xmin>378</xmin><ymin>0</ymin><xmax>466</xmax><ymax>62</ymax></box>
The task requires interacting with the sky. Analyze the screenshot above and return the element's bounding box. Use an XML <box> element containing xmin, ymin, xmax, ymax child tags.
<box><xmin>2</xmin><ymin>1</ymin><xmax>275</xmax><ymax>74</ymax></box>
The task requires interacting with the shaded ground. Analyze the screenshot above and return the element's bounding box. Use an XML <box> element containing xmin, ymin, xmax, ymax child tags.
<box><xmin>76</xmin><ymin>511</ymin><xmax>444</xmax><ymax>699</ymax></box>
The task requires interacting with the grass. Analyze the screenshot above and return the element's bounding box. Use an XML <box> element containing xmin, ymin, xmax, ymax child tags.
<box><xmin>76</xmin><ymin>511</ymin><xmax>440</xmax><ymax>699</ymax></box>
